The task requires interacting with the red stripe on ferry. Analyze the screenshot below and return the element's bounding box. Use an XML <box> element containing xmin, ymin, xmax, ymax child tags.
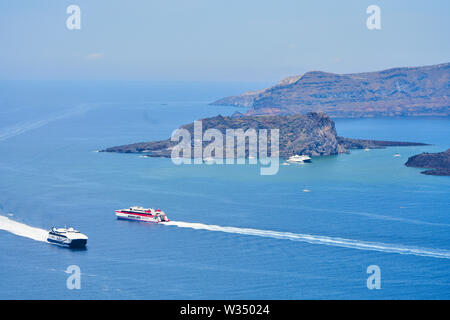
<box><xmin>116</xmin><ymin>211</ymin><xmax>155</xmax><ymax>217</ymax></box>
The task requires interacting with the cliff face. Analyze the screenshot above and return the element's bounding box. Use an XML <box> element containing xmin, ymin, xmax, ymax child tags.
<box><xmin>103</xmin><ymin>113</ymin><xmax>426</xmax><ymax>158</ymax></box>
<box><xmin>211</xmin><ymin>63</ymin><xmax>450</xmax><ymax>118</ymax></box>
<box><xmin>405</xmin><ymin>149</ymin><xmax>450</xmax><ymax>176</ymax></box>
<box><xmin>212</xmin><ymin>75</ymin><xmax>302</xmax><ymax>108</ymax></box>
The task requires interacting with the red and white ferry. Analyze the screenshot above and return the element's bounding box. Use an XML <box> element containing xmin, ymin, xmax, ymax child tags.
<box><xmin>115</xmin><ymin>206</ymin><xmax>170</xmax><ymax>223</ymax></box>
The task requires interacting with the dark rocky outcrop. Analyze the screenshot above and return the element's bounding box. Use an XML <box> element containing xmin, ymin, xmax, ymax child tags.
<box><xmin>211</xmin><ymin>63</ymin><xmax>450</xmax><ymax>118</ymax></box>
<box><xmin>102</xmin><ymin>113</ymin><xmax>426</xmax><ymax>158</ymax></box>
<box><xmin>405</xmin><ymin>149</ymin><xmax>450</xmax><ymax>176</ymax></box>
<box><xmin>337</xmin><ymin>137</ymin><xmax>427</xmax><ymax>149</ymax></box>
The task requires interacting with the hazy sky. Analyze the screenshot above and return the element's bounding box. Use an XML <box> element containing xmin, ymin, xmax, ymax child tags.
<box><xmin>1</xmin><ymin>0</ymin><xmax>449</xmax><ymax>82</ymax></box>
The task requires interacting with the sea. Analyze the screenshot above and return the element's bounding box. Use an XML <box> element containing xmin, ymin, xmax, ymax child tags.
<box><xmin>0</xmin><ymin>81</ymin><xmax>449</xmax><ymax>299</ymax></box>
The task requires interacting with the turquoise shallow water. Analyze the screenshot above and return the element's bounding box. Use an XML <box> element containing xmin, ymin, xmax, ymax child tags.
<box><xmin>0</xmin><ymin>81</ymin><xmax>449</xmax><ymax>299</ymax></box>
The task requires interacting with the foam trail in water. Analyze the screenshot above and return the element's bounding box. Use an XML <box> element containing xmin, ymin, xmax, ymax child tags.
<box><xmin>0</xmin><ymin>104</ymin><xmax>93</xmax><ymax>142</ymax></box>
<box><xmin>164</xmin><ymin>221</ymin><xmax>450</xmax><ymax>259</ymax></box>
<box><xmin>0</xmin><ymin>215</ymin><xmax>48</xmax><ymax>242</ymax></box>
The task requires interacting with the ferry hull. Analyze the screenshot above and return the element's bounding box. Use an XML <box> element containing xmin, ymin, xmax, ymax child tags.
<box><xmin>69</xmin><ymin>239</ymin><xmax>87</xmax><ymax>248</ymax></box>
<box><xmin>47</xmin><ymin>237</ymin><xmax>87</xmax><ymax>248</ymax></box>
<box><xmin>287</xmin><ymin>159</ymin><xmax>311</xmax><ymax>163</ymax></box>
<box><xmin>115</xmin><ymin>211</ymin><xmax>168</xmax><ymax>223</ymax></box>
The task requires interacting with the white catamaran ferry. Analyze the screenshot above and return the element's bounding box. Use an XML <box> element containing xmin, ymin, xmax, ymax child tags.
<box><xmin>47</xmin><ymin>227</ymin><xmax>88</xmax><ymax>248</ymax></box>
<box><xmin>287</xmin><ymin>155</ymin><xmax>312</xmax><ymax>163</ymax></box>
<box><xmin>115</xmin><ymin>206</ymin><xmax>170</xmax><ymax>223</ymax></box>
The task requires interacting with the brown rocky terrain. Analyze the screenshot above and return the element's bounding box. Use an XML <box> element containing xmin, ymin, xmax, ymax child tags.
<box><xmin>102</xmin><ymin>113</ymin><xmax>426</xmax><ymax>158</ymax></box>
<box><xmin>211</xmin><ymin>63</ymin><xmax>450</xmax><ymax>118</ymax></box>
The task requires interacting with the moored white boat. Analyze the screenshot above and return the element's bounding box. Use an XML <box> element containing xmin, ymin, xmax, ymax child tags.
<box><xmin>287</xmin><ymin>155</ymin><xmax>312</xmax><ymax>163</ymax></box>
<box><xmin>202</xmin><ymin>157</ymin><xmax>215</xmax><ymax>163</ymax></box>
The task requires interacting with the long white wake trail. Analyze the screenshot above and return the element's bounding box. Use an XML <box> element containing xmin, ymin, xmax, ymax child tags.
<box><xmin>164</xmin><ymin>221</ymin><xmax>450</xmax><ymax>259</ymax></box>
<box><xmin>2</xmin><ymin>216</ymin><xmax>449</xmax><ymax>259</ymax></box>
<box><xmin>0</xmin><ymin>215</ymin><xmax>48</xmax><ymax>242</ymax></box>
<box><xmin>0</xmin><ymin>104</ymin><xmax>93</xmax><ymax>142</ymax></box>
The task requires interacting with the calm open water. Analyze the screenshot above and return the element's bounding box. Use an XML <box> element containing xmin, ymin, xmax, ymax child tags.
<box><xmin>0</xmin><ymin>81</ymin><xmax>449</xmax><ymax>299</ymax></box>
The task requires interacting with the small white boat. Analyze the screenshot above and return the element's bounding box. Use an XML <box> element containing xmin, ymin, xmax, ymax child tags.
<box><xmin>287</xmin><ymin>155</ymin><xmax>312</xmax><ymax>163</ymax></box>
<box><xmin>47</xmin><ymin>227</ymin><xmax>88</xmax><ymax>248</ymax></box>
<box><xmin>202</xmin><ymin>157</ymin><xmax>215</xmax><ymax>163</ymax></box>
<box><xmin>394</xmin><ymin>153</ymin><xmax>401</xmax><ymax>157</ymax></box>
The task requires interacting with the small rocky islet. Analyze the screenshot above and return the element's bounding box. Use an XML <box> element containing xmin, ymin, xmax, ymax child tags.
<box><xmin>405</xmin><ymin>149</ymin><xmax>450</xmax><ymax>176</ymax></box>
<box><xmin>102</xmin><ymin>112</ymin><xmax>427</xmax><ymax>159</ymax></box>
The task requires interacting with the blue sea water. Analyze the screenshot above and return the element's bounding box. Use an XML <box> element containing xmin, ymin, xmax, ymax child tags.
<box><xmin>0</xmin><ymin>81</ymin><xmax>449</xmax><ymax>299</ymax></box>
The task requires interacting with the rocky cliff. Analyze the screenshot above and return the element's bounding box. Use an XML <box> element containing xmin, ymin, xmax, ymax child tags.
<box><xmin>405</xmin><ymin>149</ymin><xmax>450</xmax><ymax>176</ymax></box>
<box><xmin>102</xmin><ymin>113</ymin><xmax>426</xmax><ymax>158</ymax></box>
<box><xmin>211</xmin><ymin>63</ymin><xmax>450</xmax><ymax>118</ymax></box>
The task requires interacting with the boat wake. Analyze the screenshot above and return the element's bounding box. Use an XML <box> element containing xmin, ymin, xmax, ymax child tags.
<box><xmin>0</xmin><ymin>215</ymin><xmax>48</xmax><ymax>242</ymax></box>
<box><xmin>2</xmin><ymin>214</ymin><xmax>449</xmax><ymax>259</ymax></box>
<box><xmin>0</xmin><ymin>104</ymin><xmax>94</xmax><ymax>142</ymax></box>
<box><xmin>164</xmin><ymin>221</ymin><xmax>450</xmax><ymax>259</ymax></box>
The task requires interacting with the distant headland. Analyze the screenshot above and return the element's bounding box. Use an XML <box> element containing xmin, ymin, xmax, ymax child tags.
<box><xmin>210</xmin><ymin>63</ymin><xmax>450</xmax><ymax>118</ymax></box>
